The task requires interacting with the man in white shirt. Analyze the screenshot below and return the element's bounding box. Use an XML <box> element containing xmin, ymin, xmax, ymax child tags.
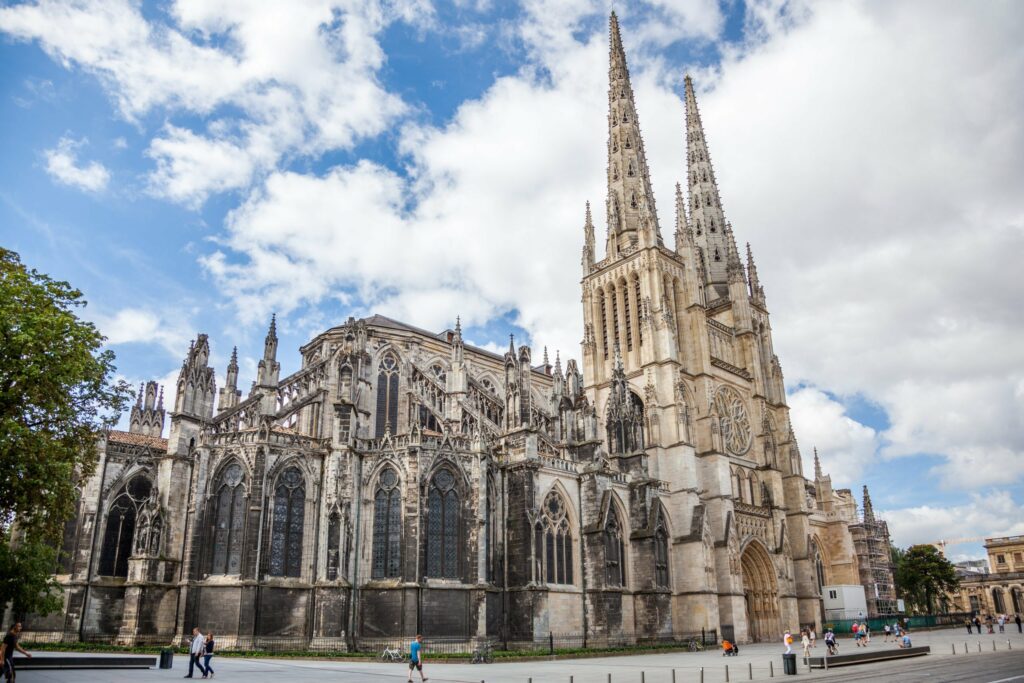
<box><xmin>185</xmin><ymin>627</ymin><xmax>208</xmax><ymax>679</ymax></box>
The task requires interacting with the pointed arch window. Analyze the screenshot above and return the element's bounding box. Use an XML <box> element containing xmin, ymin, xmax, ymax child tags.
<box><xmin>604</xmin><ymin>511</ymin><xmax>626</xmax><ymax>587</ymax></box>
<box><xmin>599</xmin><ymin>289</ymin><xmax>610</xmax><ymax>359</ymax></box>
<box><xmin>633</xmin><ymin>276</ymin><xmax>643</xmax><ymax>347</ymax></box>
<box><xmin>630</xmin><ymin>192</ymin><xmax>638</xmax><ymax>209</ymax></box>
<box><xmin>486</xmin><ymin>478</ymin><xmax>498</xmax><ymax>582</ymax></box>
<box><xmin>269</xmin><ymin>466</ymin><xmax>305</xmax><ymax>578</ymax></box>
<box><xmin>375</xmin><ymin>353</ymin><xmax>400</xmax><ymax>436</ymax></box>
<box><xmin>623</xmin><ymin>282</ymin><xmax>633</xmax><ymax>352</ymax></box>
<box><xmin>338</xmin><ymin>365</ymin><xmax>353</xmax><ymax>401</ymax></box>
<box><xmin>426</xmin><ymin>468</ymin><xmax>460</xmax><ymax>579</ymax></box>
<box><xmin>98</xmin><ymin>475</ymin><xmax>152</xmax><ymax>577</ymax></box>
<box><xmin>327</xmin><ymin>510</ymin><xmax>342</xmax><ymax>580</ymax></box>
<box><xmin>653</xmin><ymin>510</ymin><xmax>670</xmax><ymax>588</ymax></box>
<box><xmin>536</xmin><ymin>492</ymin><xmax>574</xmax><ymax>585</ymax></box>
<box><xmin>210</xmin><ymin>463</ymin><xmax>246</xmax><ymax>575</ymax></box>
<box><xmin>627</xmin><ymin>160</ymin><xmax>635</xmax><ymax>177</ymax></box>
<box><xmin>372</xmin><ymin>467</ymin><xmax>402</xmax><ymax>579</ymax></box>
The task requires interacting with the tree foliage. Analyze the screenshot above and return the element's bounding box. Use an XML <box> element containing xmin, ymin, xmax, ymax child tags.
<box><xmin>892</xmin><ymin>543</ymin><xmax>960</xmax><ymax>614</ymax></box>
<box><xmin>0</xmin><ymin>248</ymin><xmax>132</xmax><ymax>616</ymax></box>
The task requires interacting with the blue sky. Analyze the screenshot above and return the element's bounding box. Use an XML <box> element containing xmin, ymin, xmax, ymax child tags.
<box><xmin>2</xmin><ymin>0</ymin><xmax>1023</xmax><ymax>559</ymax></box>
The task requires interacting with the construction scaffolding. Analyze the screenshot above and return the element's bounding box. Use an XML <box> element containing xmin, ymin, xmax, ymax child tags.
<box><xmin>850</xmin><ymin>486</ymin><xmax>899</xmax><ymax>617</ymax></box>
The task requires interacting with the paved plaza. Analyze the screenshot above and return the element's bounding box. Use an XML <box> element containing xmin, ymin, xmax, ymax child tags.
<box><xmin>12</xmin><ymin>628</ymin><xmax>1024</xmax><ymax>683</ymax></box>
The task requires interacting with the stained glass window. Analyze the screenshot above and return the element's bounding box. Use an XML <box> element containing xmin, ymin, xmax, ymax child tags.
<box><xmin>654</xmin><ymin>509</ymin><xmax>670</xmax><ymax>588</ymax></box>
<box><xmin>371</xmin><ymin>467</ymin><xmax>401</xmax><ymax>578</ymax></box>
<box><xmin>269</xmin><ymin>466</ymin><xmax>305</xmax><ymax>577</ymax></box>
<box><xmin>327</xmin><ymin>511</ymin><xmax>341</xmax><ymax>580</ymax></box>
<box><xmin>536</xmin><ymin>491</ymin><xmax>574</xmax><ymax>585</ymax></box>
<box><xmin>210</xmin><ymin>463</ymin><xmax>246</xmax><ymax>575</ymax></box>
<box><xmin>605</xmin><ymin>513</ymin><xmax>626</xmax><ymax>587</ymax></box>
<box><xmin>426</xmin><ymin>469</ymin><xmax>459</xmax><ymax>579</ymax></box>
<box><xmin>375</xmin><ymin>354</ymin><xmax>400</xmax><ymax>437</ymax></box>
<box><xmin>98</xmin><ymin>475</ymin><xmax>152</xmax><ymax>577</ymax></box>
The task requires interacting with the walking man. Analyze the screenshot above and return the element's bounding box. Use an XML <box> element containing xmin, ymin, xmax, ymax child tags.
<box><xmin>185</xmin><ymin>627</ymin><xmax>207</xmax><ymax>679</ymax></box>
<box><xmin>884</xmin><ymin>623</ymin><xmax>891</xmax><ymax>641</ymax></box>
<box><xmin>998</xmin><ymin>614</ymin><xmax>1006</xmax><ymax>633</ymax></box>
<box><xmin>1016</xmin><ymin>614</ymin><xmax>1022</xmax><ymax>633</ymax></box>
<box><xmin>407</xmin><ymin>634</ymin><xmax>427</xmax><ymax>682</ymax></box>
<box><xmin>0</xmin><ymin>623</ymin><xmax>31</xmax><ymax>683</ymax></box>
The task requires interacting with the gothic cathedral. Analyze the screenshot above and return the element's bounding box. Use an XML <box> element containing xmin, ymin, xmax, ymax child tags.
<box><xmin>21</xmin><ymin>14</ymin><xmax>892</xmax><ymax>647</ymax></box>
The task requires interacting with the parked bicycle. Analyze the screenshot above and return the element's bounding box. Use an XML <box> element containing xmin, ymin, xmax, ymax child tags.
<box><xmin>381</xmin><ymin>644</ymin><xmax>406</xmax><ymax>662</ymax></box>
<box><xmin>687</xmin><ymin>638</ymin><xmax>705</xmax><ymax>652</ymax></box>
<box><xmin>471</xmin><ymin>641</ymin><xmax>495</xmax><ymax>664</ymax></box>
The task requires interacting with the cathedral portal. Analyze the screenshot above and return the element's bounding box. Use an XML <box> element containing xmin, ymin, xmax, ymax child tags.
<box><xmin>741</xmin><ymin>540</ymin><xmax>780</xmax><ymax>643</ymax></box>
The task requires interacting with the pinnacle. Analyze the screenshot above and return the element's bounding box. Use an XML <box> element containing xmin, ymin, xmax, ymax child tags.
<box><xmin>268</xmin><ymin>312</ymin><xmax>277</xmax><ymax>338</ymax></box>
<box><xmin>229</xmin><ymin>345</ymin><xmax>239</xmax><ymax>366</ymax></box>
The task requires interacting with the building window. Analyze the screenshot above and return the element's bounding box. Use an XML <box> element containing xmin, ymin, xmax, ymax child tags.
<box><xmin>535</xmin><ymin>491</ymin><xmax>574</xmax><ymax>585</ymax></box>
<box><xmin>210</xmin><ymin>463</ymin><xmax>246</xmax><ymax>575</ymax></box>
<box><xmin>486</xmin><ymin>480</ymin><xmax>498</xmax><ymax>582</ymax></box>
<box><xmin>653</xmin><ymin>511</ymin><xmax>670</xmax><ymax>589</ymax></box>
<box><xmin>997</xmin><ymin>554</ymin><xmax>1006</xmax><ymax>564</ymax></box>
<box><xmin>375</xmin><ymin>353</ymin><xmax>400</xmax><ymax>437</ymax></box>
<box><xmin>269</xmin><ymin>466</ymin><xmax>305</xmax><ymax>578</ymax></box>
<box><xmin>829</xmin><ymin>590</ymin><xmax>837</xmax><ymax>600</ymax></box>
<box><xmin>604</xmin><ymin>512</ymin><xmax>626</xmax><ymax>587</ymax></box>
<box><xmin>98</xmin><ymin>476</ymin><xmax>152</xmax><ymax>577</ymax></box>
<box><xmin>327</xmin><ymin>511</ymin><xmax>341</xmax><ymax>580</ymax></box>
<box><xmin>371</xmin><ymin>467</ymin><xmax>402</xmax><ymax>579</ymax></box>
<box><xmin>426</xmin><ymin>468</ymin><xmax>460</xmax><ymax>579</ymax></box>
<box><xmin>1014</xmin><ymin>552</ymin><xmax>1022</xmax><ymax>563</ymax></box>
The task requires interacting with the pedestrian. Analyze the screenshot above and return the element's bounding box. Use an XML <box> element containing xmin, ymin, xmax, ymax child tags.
<box><xmin>1016</xmin><ymin>614</ymin><xmax>1022</xmax><ymax>633</ymax></box>
<box><xmin>801</xmin><ymin>630</ymin><xmax>811</xmax><ymax>658</ymax></box>
<box><xmin>0</xmin><ymin>623</ymin><xmax>32</xmax><ymax>683</ymax></box>
<box><xmin>998</xmin><ymin>614</ymin><xmax>1006</xmax><ymax>633</ymax></box>
<box><xmin>783</xmin><ymin>629</ymin><xmax>793</xmax><ymax>655</ymax></box>
<box><xmin>884</xmin><ymin>623</ymin><xmax>891</xmax><ymax>641</ymax></box>
<box><xmin>825</xmin><ymin>629</ymin><xmax>838</xmax><ymax>656</ymax></box>
<box><xmin>810</xmin><ymin>627</ymin><xmax>817</xmax><ymax>648</ymax></box>
<box><xmin>851</xmin><ymin>621</ymin><xmax>860</xmax><ymax>647</ymax></box>
<box><xmin>407</xmin><ymin>634</ymin><xmax>426</xmax><ymax>683</ymax></box>
<box><xmin>975</xmin><ymin>615</ymin><xmax>982</xmax><ymax>633</ymax></box>
<box><xmin>202</xmin><ymin>631</ymin><xmax>215</xmax><ymax>679</ymax></box>
<box><xmin>965</xmin><ymin>618</ymin><xmax>973</xmax><ymax>635</ymax></box>
<box><xmin>899</xmin><ymin>631</ymin><xmax>912</xmax><ymax>649</ymax></box>
<box><xmin>185</xmin><ymin>627</ymin><xmax>207</xmax><ymax>679</ymax></box>
<box><xmin>858</xmin><ymin>622</ymin><xmax>868</xmax><ymax>646</ymax></box>
<box><xmin>986</xmin><ymin>615</ymin><xmax>994</xmax><ymax>634</ymax></box>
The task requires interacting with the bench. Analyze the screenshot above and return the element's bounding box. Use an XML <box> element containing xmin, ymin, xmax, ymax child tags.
<box><xmin>16</xmin><ymin>655</ymin><xmax>157</xmax><ymax>669</ymax></box>
<box><xmin>807</xmin><ymin>645</ymin><xmax>930</xmax><ymax>669</ymax></box>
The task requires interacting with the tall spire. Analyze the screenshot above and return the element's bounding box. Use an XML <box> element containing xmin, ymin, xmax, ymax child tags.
<box><xmin>226</xmin><ymin>346</ymin><xmax>239</xmax><ymax>388</ymax></box>
<box><xmin>674</xmin><ymin>181</ymin><xmax>694</xmax><ymax>251</ymax></box>
<box><xmin>725</xmin><ymin>222</ymin><xmax>745</xmax><ymax>284</ymax></box>
<box><xmin>264</xmin><ymin>313</ymin><xmax>278</xmax><ymax>361</ymax></box>
<box><xmin>684</xmin><ymin>74</ymin><xmax>731</xmax><ymax>298</ymax></box>
<box><xmin>862</xmin><ymin>485</ymin><xmax>875</xmax><ymax>522</ymax></box>
<box><xmin>605</xmin><ymin>12</ymin><xmax>661</xmax><ymax>260</ymax></box>
<box><xmin>746</xmin><ymin>242</ymin><xmax>765</xmax><ymax>304</ymax></box>
<box><xmin>813</xmin><ymin>447</ymin><xmax>823</xmax><ymax>480</ymax></box>
<box><xmin>582</xmin><ymin>201</ymin><xmax>595</xmax><ymax>273</ymax></box>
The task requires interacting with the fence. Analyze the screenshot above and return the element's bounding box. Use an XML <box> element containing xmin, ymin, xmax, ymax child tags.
<box><xmin>825</xmin><ymin>612</ymin><xmax>971</xmax><ymax>636</ymax></box>
<box><xmin>22</xmin><ymin>628</ymin><xmax>717</xmax><ymax>656</ymax></box>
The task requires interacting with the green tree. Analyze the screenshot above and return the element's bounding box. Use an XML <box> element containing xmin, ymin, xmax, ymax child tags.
<box><xmin>0</xmin><ymin>248</ymin><xmax>132</xmax><ymax>617</ymax></box>
<box><xmin>892</xmin><ymin>543</ymin><xmax>960</xmax><ymax>614</ymax></box>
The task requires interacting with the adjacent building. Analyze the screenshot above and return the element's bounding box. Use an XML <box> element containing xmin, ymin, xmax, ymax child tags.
<box><xmin>947</xmin><ymin>537</ymin><xmax>1024</xmax><ymax>616</ymax></box>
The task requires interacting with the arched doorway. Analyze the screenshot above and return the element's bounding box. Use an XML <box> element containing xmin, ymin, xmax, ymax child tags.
<box><xmin>741</xmin><ymin>539</ymin><xmax>781</xmax><ymax>642</ymax></box>
<box><xmin>993</xmin><ymin>588</ymin><xmax>1006</xmax><ymax>614</ymax></box>
<box><xmin>1011</xmin><ymin>587</ymin><xmax>1023</xmax><ymax>614</ymax></box>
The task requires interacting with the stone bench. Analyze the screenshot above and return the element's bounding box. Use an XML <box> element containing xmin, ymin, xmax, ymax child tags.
<box><xmin>807</xmin><ymin>645</ymin><xmax>930</xmax><ymax>669</ymax></box>
<box><xmin>17</xmin><ymin>655</ymin><xmax>157</xmax><ymax>669</ymax></box>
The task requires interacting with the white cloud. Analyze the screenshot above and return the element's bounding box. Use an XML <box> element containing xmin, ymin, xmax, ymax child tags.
<box><xmin>0</xmin><ymin>0</ymin><xmax>429</xmax><ymax>206</ymax></box>
<box><xmin>92</xmin><ymin>306</ymin><xmax>193</xmax><ymax>359</ymax></box>
<box><xmin>882</xmin><ymin>490</ymin><xmax>1024</xmax><ymax>550</ymax></box>
<box><xmin>43</xmin><ymin>136</ymin><xmax>110</xmax><ymax>192</ymax></box>
<box><xmin>787</xmin><ymin>387</ymin><xmax>879</xmax><ymax>487</ymax></box>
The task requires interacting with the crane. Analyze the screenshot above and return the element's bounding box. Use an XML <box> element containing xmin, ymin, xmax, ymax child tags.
<box><xmin>931</xmin><ymin>537</ymin><xmax>986</xmax><ymax>556</ymax></box>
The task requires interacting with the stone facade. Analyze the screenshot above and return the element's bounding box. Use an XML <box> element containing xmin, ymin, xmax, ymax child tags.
<box><xmin>17</xmin><ymin>13</ymin><xmax>895</xmax><ymax>646</ymax></box>
<box><xmin>946</xmin><ymin>536</ymin><xmax>1024</xmax><ymax>617</ymax></box>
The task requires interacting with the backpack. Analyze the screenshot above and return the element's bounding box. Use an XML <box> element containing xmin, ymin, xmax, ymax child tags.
<box><xmin>785</xmin><ymin>634</ymin><xmax>793</xmax><ymax>644</ymax></box>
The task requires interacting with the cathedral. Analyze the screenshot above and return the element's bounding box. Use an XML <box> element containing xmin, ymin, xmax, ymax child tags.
<box><xmin>22</xmin><ymin>14</ymin><xmax>893</xmax><ymax>647</ymax></box>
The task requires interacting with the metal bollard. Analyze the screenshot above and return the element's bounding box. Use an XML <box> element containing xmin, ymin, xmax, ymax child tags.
<box><xmin>965</xmin><ymin>642</ymin><xmax>969</xmax><ymax>654</ymax></box>
<box><xmin>952</xmin><ymin>643</ymin><xmax>956</xmax><ymax>654</ymax></box>
<box><xmin>642</xmin><ymin>673</ymin><xmax>646</xmax><ymax>683</ymax></box>
<box><xmin>1009</xmin><ymin>640</ymin><xmax>1013</xmax><ymax>651</ymax></box>
<box><xmin>769</xmin><ymin>660</ymin><xmax>773</xmax><ymax>677</ymax></box>
<box><xmin>993</xmin><ymin>640</ymin><xmax>997</xmax><ymax>651</ymax></box>
<box><xmin>700</xmin><ymin>666</ymin><xmax>704</xmax><ymax>683</ymax></box>
<box><xmin>749</xmin><ymin>662</ymin><xmax>753</xmax><ymax>680</ymax></box>
<box><xmin>608</xmin><ymin>674</ymin><xmax>612</xmax><ymax>683</ymax></box>
<box><xmin>725</xmin><ymin>664</ymin><xmax>730</xmax><ymax>682</ymax></box>
<box><xmin>672</xmin><ymin>670</ymin><xmax>677</xmax><ymax>683</ymax></box>
<box><xmin>978</xmin><ymin>641</ymin><xmax>982</xmax><ymax>653</ymax></box>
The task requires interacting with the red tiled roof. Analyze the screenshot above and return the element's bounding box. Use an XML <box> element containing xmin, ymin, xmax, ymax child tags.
<box><xmin>106</xmin><ymin>430</ymin><xmax>168</xmax><ymax>450</ymax></box>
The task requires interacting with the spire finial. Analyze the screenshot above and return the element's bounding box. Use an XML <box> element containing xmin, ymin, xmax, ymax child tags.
<box><xmin>862</xmin><ymin>485</ymin><xmax>875</xmax><ymax>521</ymax></box>
<box><xmin>508</xmin><ymin>333</ymin><xmax>515</xmax><ymax>355</ymax></box>
<box><xmin>229</xmin><ymin>345</ymin><xmax>239</xmax><ymax>367</ymax></box>
<box><xmin>746</xmin><ymin>242</ymin><xmax>764</xmax><ymax>302</ymax></box>
<box><xmin>137</xmin><ymin>382</ymin><xmax>144</xmax><ymax>406</ymax></box>
<box><xmin>583</xmin><ymin>200</ymin><xmax>596</xmax><ymax>273</ymax></box>
<box><xmin>157</xmin><ymin>385</ymin><xmax>164</xmax><ymax>408</ymax></box>
<box><xmin>813</xmin><ymin>447</ymin><xmax>822</xmax><ymax>480</ymax></box>
<box><xmin>543</xmin><ymin>346</ymin><xmax>549</xmax><ymax>366</ymax></box>
<box><xmin>604</xmin><ymin>11</ymin><xmax>661</xmax><ymax>259</ymax></box>
<box><xmin>455</xmin><ymin>315</ymin><xmax>462</xmax><ymax>335</ymax></box>
<box><xmin>685</xmin><ymin>74</ymin><xmax>731</xmax><ymax>297</ymax></box>
<box><xmin>725</xmin><ymin>222</ymin><xmax>745</xmax><ymax>283</ymax></box>
<box><xmin>554</xmin><ymin>350</ymin><xmax>562</xmax><ymax>376</ymax></box>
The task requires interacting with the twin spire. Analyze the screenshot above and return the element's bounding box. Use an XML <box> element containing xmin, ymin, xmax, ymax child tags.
<box><xmin>604</xmin><ymin>12</ymin><xmax>662</xmax><ymax>258</ymax></box>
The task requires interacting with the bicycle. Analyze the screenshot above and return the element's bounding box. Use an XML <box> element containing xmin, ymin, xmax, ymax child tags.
<box><xmin>687</xmin><ymin>638</ymin><xmax>705</xmax><ymax>652</ymax></box>
<box><xmin>470</xmin><ymin>642</ymin><xmax>494</xmax><ymax>664</ymax></box>
<box><xmin>381</xmin><ymin>645</ymin><xmax>406</xmax><ymax>662</ymax></box>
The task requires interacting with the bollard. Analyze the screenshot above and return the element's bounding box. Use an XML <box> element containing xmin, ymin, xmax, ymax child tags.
<box><xmin>1009</xmin><ymin>640</ymin><xmax>1013</xmax><ymax>651</ymax></box>
<box><xmin>672</xmin><ymin>670</ymin><xmax>677</xmax><ymax>683</ymax></box>
<box><xmin>965</xmin><ymin>642</ymin><xmax>969</xmax><ymax>654</ymax></box>
<box><xmin>978</xmin><ymin>641</ymin><xmax>982</xmax><ymax>653</ymax></box>
<box><xmin>952</xmin><ymin>643</ymin><xmax>956</xmax><ymax>654</ymax></box>
<box><xmin>642</xmin><ymin>673</ymin><xmax>646</xmax><ymax>683</ymax></box>
<box><xmin>700</xmin><ymin>666</ymin><xmax>704</xmax><ymax>683</ymax></box>
<box><xmin>749</xmin><ymin>662</ymin><xmax>753</xmax><ymax>680</ymax></box>
<box><xmin>608</xmin><ymin>674</ymin><xmax>612</xmax><ymax>683</ymax></box>
<box><xmin>993</xmin><ymin>640</ymin><xmax>997</xmax><ymax>651</ymax></box>
<box><xmin>725</xmin><ymin>664</ymin><xmax>730</xmax><ymax>682</ymax></box>
<box><xmin>769</xmin><ymin>660</ymin><xmax>773</xmax><ymax>677</ymax></box>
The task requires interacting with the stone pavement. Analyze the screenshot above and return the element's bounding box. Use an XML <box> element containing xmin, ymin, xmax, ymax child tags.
<box><xmin>14</xmin><ymin>627</ymin><xmax>1024</xmax><ymax>683</ymax></box>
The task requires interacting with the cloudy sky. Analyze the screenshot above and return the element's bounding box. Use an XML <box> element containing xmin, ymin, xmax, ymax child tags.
<box><xmin>2</xmin><ymin>0</ymin><xmax>1022</xmax><ymax>559</ymax></box>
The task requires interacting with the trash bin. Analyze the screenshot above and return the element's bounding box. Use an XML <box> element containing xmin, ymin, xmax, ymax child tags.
<box><xmin>782</xmin><ymin>652</ymin><xmax>797</xmax><ymax>675</ymax></box>
<box><xmin>159</xmin><ymin>648</ymin><xmax>174</xmax><ymax>669</ymax></box>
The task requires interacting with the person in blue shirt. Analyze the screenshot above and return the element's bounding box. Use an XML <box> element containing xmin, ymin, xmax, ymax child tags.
<box><xmin>898</xmin><ymin>633</ymin><xmax>912</xmax><ymax>649</ymax></box>
<box><xmin>407</xmin><ymin>634</ymin><xmax>426</xmax><ymax>682</ymax></box>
